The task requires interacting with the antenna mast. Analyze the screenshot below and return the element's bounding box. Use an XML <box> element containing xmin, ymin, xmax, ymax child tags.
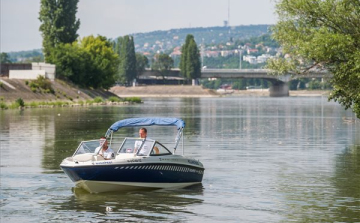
<box><xmin>228</xmin><ymin>0</ymin><xmax>230</xmax><ymax>26</ymax></box>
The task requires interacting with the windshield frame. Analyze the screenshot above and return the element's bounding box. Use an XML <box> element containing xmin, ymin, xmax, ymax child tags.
<box><xmin>72</xmin><ymin>140</ymin><xmax>101</xmax><ymax>157</ymax></box>
<box><xmin>117</xmin><ymin>137</ymin><xmax>156</xmax><ymax>156</ymax></box>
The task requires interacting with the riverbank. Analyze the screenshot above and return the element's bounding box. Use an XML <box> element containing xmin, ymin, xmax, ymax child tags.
<box><xmin>232</xmin><ymin>89</ymin><xmax>330</xmax><ymax>97</ymax></box>
<box><xmin>0</xmin><ymin>77</ymin><xmax>118</xmax><ymax>102</ymax></box>
<box><xmin>109</xmin><ymin>85</ymin><xmax>219</xmax><ymax>98</ymax></box>
<box><xmin>110</xmin><ymin>85</ymin><xmax>330</xmax><ymax>97</ymax></box>
<box><xmin>0</xmin><ymin>77</ymin><xmax>330</xmax><ymax>104</ymax></box>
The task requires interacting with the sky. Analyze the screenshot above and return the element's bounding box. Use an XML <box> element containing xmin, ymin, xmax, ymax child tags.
<box><xmin>0</xmin><ymin>0</ymin><xmax>277</xmax><ymax>52</ymax></box>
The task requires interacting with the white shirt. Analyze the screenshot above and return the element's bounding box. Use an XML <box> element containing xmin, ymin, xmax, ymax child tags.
<box><xmin>95</xmin><ymin>146</ymin><xmax>115</xmax><ymax>159</ymax></box>
<box><xmin>135</xmin><ymin>138</ymin><xmax>154</xmax><ymax>155</ymax></box>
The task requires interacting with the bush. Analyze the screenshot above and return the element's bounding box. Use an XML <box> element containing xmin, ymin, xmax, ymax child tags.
<box><xmin>0</xmin><ymin>102</ymin><xmax>8</xmax><ymax>109</ymax></box>
<box><xmin>25</xmin><ymin>80</ymin><xmax>29</xmax><ymax>85</ymax></box>
<box><xmin>29</xmin><ymin>82</ymin><xmax>38</xmax><ymax>88</ymax></box>
<box><xmin>0</xmin><ymin>82</ymin><xmax>3</xmax><ymax>88</ymax></box>
<box><xmin>15</xmin><ymin>98</ymin><xmax>25</xmax><ymax>107</ymax></box>
<box><xmin>93</xmin><ymin>96</ymin><xmax>104</xmax><ymax>103</ymax></box>
<box><xmin>8</xmin><ymin>98</ymin><xmax>25</xmax><ymax>109</ymax></box>
<box><xmin>29</xmin><ymin>76</ymin><xmax>54</xmax><ymax>94</ymax></box>
<box><xmin>108</xmin><ymin>96</ymin><xmax>120</xmax><ymax>102</ymax></box>
<box><xmin>29</xmin><ymin>101</ymin><xmax>38</xmax><ymax>107</ymax></box>
<box><xmin>124</xmin><ymin>97</ymin><xmax>142</xmax><ymax>103</ymax></box>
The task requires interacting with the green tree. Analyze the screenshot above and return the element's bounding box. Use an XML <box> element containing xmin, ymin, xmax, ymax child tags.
<box><xmin>232</xmin><ymin>79</ymin><xmax>247</xmax><ymax>90</ymax></box>
<box><xmin>0</xmin><ymin>53</ymin><xmax>12</xmax><ymax>63</ymax></box>
<box><xmin>113</xmin><ymin>37</ymin><xmax>122</xmax><ymax>56</ymax></box>
<box><xmin>117</xmin><ymin>36</ymin><xmax>136</xmax><ymax>85</ymax></box>
<box><xmin>39</xmin><ymin>0</ymin><xmax>80</xmax><ymax>59</ymax></box>
<box><xmin>267</xmin><ymin>0</ymin><xmax>360</xmax><ymax>118</ymax></box>
<box><xmin>135</xmin><ymin>53</ymin><xmax>149</xmax><ymax>79</ymax></box>
<box><xmin>49</xmin><ymin>35</ymin><xmax>118</xmax><ymax>89</ymax></box>
<box><xmin>151</xmin><ymin>54</ymin><xmax>174</xmax><ymax>80</ymax></box>
<box><xmin>80</xmin><ymin>35</ymin><xmax>119</xmax><ymax>89</ymax></box>
<box><xmin>49</xmin><ymin>42</ymin><xmax>89</xmax><ymax>85</ymax></box>
<box><xmin>180</xmin><ymin>34</ymin><xmax>201</xmax><ymax>81</ymax></box>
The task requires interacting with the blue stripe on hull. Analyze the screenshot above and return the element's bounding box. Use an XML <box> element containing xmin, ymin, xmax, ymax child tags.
<box><xmin>60</xmin><ymin>163</ymin><xmax>204</xmax><ymax>184</ymax></box>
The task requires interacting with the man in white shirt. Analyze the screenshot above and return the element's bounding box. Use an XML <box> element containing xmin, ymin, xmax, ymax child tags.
<box><xmin>95</xmin><ymin>136</ymin><xmax>115</xmax><ymax>160</ymax></box>
<box><xmin>134</xmin><ymin>128</ymin><xmax>156</xmax><ymax>155</ymax></box>
<box><xmin>134</xmin><ymin>128</ymin><xmax>148</xmax><ymax>152</ymax></box>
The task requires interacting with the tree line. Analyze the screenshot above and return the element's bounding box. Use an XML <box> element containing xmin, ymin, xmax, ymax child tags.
<box><xmin>37</xmin><ymin>0</ymin><xmax>200</xmax><ymax>89</ymax></box>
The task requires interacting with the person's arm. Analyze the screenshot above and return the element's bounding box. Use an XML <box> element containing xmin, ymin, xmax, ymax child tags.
<box><xmin>103</xmin><ymin>149</ymin><xmax>115</xmax><ymax>160</ymax></box>
<box><xmin>94</xmin><ymin>146</ymin><xmax>100</xmax><ymax>154</ymax></box>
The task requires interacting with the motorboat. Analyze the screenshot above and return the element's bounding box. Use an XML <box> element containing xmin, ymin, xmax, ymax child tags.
<box><xmin>60</xmin><ymin>117</ymin><xmax>205</xmax><ymax>193</ymax></box>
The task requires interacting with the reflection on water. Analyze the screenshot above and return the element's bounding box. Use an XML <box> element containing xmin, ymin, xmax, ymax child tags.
<box><xmin>46</xmin><ymin>185</ymin><xmax>204</xmax><ymax>222</ymax></box>
<box><xmin>1</xmin><ymin>97</ymin><xmax>359</xmax><ymax>222</ymax></box>
<box><xmin>82</xmin><ymin>185</ymin><xmax>201</xmax><ymax>220</ymax></box>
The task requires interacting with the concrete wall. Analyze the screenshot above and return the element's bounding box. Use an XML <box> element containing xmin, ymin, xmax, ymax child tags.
<box><xmin>7</xmin><ymin>63</ymin><xmax>55</xmax><ymax>80</ymax></box>
<box><xmin>0</xmin><ymin>63</ymin><xmax>32</xmax><ymax>76</ymax></box>
<box><xmin>32</xmin><ymin>63</ymin><xmax>55</xmax><ymax>80</ymax></box>
<box><xmin>9</xmin><ymin>70</ymin><xmax>46</xmax><ymax>80</ymax></box>
<box><xmin>269</xmin><ymin>83</ymin><xmax>289</xmax><ymax>97</ymax></box>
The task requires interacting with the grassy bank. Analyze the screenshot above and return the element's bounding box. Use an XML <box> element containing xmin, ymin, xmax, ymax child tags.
<box><xmin>0</xmin><ymin>96</ymin><xmax>142</xmax><ymax>110</ymax></box>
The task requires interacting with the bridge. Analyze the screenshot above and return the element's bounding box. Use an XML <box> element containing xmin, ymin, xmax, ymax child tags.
<box><xmin>141</xmin><ymin>68</ymin><xmax>330</xmax><ymax>97</ymax></box>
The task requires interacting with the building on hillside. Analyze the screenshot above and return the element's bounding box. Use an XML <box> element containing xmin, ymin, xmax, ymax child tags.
<box><xmin>1</xmin><ymin>63</ymin><xmax>55</xmax><ymax>80</ymax></box>
<box><xmin>243</xmin><ymin>55</ymin><xmax>257</xmax><ymax>64</ymax></box>
<box><xmin>221</xmin><ymin>50</ymin><xmax>234</xmax><ymax>57</ymax></box>
<box><xmin>257</xmin><ymin>54</ymin><xmax>272</xmax><ymax>63</ymax></box>
<box><xmin>0</xmin><ymin>64</ymin><xmax>31</xmax><ymax>77</ymax></box>
<box><xmin>204</xmin><ymin>51</ymin><xmax>220</xmax><ymax>58</ymax></box>
<box><xmin>247</xmin><ymin>49</ymin><xmax>259</xmax><ymax>54</ymax></box>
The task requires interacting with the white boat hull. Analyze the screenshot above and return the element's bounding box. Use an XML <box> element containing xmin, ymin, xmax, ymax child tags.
<box><xmin>76</xmin><ymin>180</ymin><xmax>200</xmax><ymax>193</ymax></box>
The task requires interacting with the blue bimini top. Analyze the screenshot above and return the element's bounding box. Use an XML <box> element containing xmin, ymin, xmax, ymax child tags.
<box><xmin>108</xmin><ymin>117</ymin><xmax>185</xmax><ymax>132</ymax></box>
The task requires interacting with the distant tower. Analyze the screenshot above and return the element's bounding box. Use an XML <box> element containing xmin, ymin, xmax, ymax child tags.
<box><xmin>224</xmin><ymin>0</ymin><xmax>230</xmax><ymax>27</ymax></box>
<box><xmin>228</xmin><ymin>0</ymin><xmax>230</xmax><ymax>26</ymax></box>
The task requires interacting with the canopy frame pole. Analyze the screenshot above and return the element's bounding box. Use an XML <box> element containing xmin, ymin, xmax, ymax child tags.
<box><xmin>109</xmin><ymin>131</ymin><xmax>113</xmax><ymax>148</ymax></box>
<box><xmin>173</xmin><ymin>128</ymin><xmax>183</xmax><ymax>154</ymax></box>
<box><xmin>182</xmin><ymin>129</ymin><xmax>184</xmax><ymax>156</ymax></box>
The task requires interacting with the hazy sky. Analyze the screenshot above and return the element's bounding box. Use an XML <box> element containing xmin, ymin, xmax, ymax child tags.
<box><xmin>1</xmin><ymin>0</ymin><xmax>277</xmax><ymax>52</ymax></box>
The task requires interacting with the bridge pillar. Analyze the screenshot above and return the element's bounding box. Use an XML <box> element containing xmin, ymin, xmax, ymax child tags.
<box><xmin>269</xmin><ymin>82</ymin><xmax>289</xmax><ymax>97</ymax></box>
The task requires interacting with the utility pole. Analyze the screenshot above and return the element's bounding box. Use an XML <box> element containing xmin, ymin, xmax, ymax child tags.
<box><xmin>201</xmin><ymin>38</ymin><xmax>204</xmax><ymax>68</ymax></box>
<box><xmin>239</xmin><ymin>49</ymin><xmax>243</xmax><ymax>70</ymax></box>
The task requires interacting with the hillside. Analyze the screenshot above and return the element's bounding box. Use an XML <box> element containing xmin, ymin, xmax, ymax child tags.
<box><xmin>132</xmin><ymin>25</ymin><xmax>272</xmax><ymax>53</ymax></box>
<box><xmin>6</xmin><ymin>25</ymin><xmax>272</xmax><ymax>62</ymax></box>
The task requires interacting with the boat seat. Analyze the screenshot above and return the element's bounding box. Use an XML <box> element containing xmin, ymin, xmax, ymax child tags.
<box><xmin>115</xmin><ymin>153</ymin><xmax>136</xmax><ymax>160</ymax></box>
<box><xmin>73</xmin><ymin>154</ymin><xmax>105</xmax><ymax>162</ymax></box>
<box><xmin>73</xmin><ymin>153</ymin><xmax>94</xmax><ymax>162</ymax></box>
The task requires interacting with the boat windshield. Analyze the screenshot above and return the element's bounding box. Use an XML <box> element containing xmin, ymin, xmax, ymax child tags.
<box><xmin>73</xmin><ymin>140</ymin><xmax>100</xmax><ymax>156</ymax></box>
<box><xmin>117</xmin><ymin>138</ymin><xmax>172</xmax><ymax>156</ymax></box>
<box><xmin>118</xmin><ymin>138</ymin><xmax>158</xmax><ymax>156</ymax></box>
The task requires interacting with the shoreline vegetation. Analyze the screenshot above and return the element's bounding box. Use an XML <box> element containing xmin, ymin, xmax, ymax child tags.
<box><xmin>0</xmin><ymin>96</ymin><xmax>142</xmax><ymax>110</ymax></box>
<box><xmin>0</xmin><ymin>77</ymin><xmax>330</xmax><ymax>110</ymax></box>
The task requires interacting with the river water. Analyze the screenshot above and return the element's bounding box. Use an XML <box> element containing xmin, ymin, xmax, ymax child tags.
<box><xmin>1</xmin><ymin>96</ymin><xmax>359</xmax><ymax>222</ymax></box>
